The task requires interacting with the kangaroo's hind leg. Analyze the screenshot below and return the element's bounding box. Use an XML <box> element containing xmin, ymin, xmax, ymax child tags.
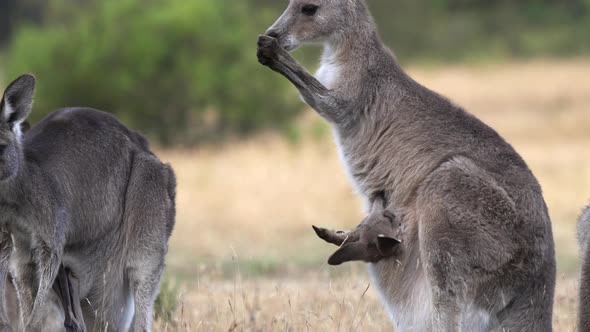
<box><xmin>416</xmin><ymin>160</ymin><xmax>552</xmax><ymax>332</ymax></box>
<box><xmin>124</xmin><ymin>154</ymin><xmax>176</xmax><ymax>332</ymax></box>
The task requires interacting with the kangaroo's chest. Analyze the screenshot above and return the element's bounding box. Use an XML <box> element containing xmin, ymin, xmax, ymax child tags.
<box><xmin>334</xmin><ymin>132</ymin><xmax>401</xmax><ymax>202</ymax></box>
<box><xmin>0</xmin><ymin>195</ymin><xmax>48</xmax><ymax>237</ymax></box>
<box><xmin>315</xmin><ymin>57</ymin><xmax>341</xmax><ymax>90</ymax></box>
<box><xmin>335</xmin><ymin>124</ymin><xmax>453</xmax><ymax>208</ymax></box>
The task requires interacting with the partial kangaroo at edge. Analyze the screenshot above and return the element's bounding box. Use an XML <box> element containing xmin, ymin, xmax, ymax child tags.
<box><xmin>0</xmin><ymin>74</ymin><xmax>176</xmax><ymax>331</ymax></box>
<box><xmin>578</xmin><ymin>205</ymin><xmax>590</xmax><ymax>331</ymax></box>
<box><xmin>258</xmin><ymin>1</ymin><xmax>556</xmax><ymax>331</ymax></box>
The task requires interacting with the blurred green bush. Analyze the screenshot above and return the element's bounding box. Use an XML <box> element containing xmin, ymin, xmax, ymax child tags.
<box><xmin>2</xmin><ymin>0</ymin><xmax>300</xmax><ymax>144</ymax></box>
<box><xmin>371</xmin><ymin>0</ymin><xmax>590</xmax><ymax>62</ymax></box>
<box><xmin>2</xmin><ymin>0</ymin><xmax>590</xmax><ymax>144</ymax></box>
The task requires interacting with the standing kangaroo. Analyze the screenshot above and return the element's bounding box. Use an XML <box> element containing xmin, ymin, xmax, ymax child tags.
<box><xmin>578</xmin><ymin>205</ymin><xmax>590</xmax><ymax>331</ymax></box>
<box><xmin>0</xmin><ymin>74</ymin><xmax>176</xmax><ymax>331</ymax></box>
<box><xmin>257</xmin><ymin>0</ymin><xmax>556</xmax><ymax>330</ymax></box>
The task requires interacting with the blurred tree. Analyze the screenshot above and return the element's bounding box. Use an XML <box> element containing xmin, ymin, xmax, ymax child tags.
<box><xmin>2</xmin><ymin>0</ymin><xmax>590</xmax><ymax>144</ymax></box>
<box><xmin>366</xmin><ymin>0</ymin><xmax>590</xmax><ymax>61</ymax></box>
<box><xmin>0</xmin><ymin>0</ymin><xmax>46</xmax><ymax>45</ymax></box>
<box><xmin>0</xmin><ymin>0</ymin><xmax>101</xmax><ymax>46</ymax></box>
<box><xmin>3</xmin><ymin>0</ymin><xmax>300</xmax><ymax>144</ymax></box>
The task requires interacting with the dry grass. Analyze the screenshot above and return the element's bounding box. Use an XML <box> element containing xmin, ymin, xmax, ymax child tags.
<box><xmin>156</xmin><ymin>58</ymin><xmax>590</xmax><ymax>331</ymax></box>
<box><xmin>157</xmin><ymin>273</ymin><xmax>579</xmax><ymax>331</ymax></box>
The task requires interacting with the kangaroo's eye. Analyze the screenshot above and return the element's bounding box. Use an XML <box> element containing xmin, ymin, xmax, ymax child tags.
<box><xmin>301</xmin><ymin>4</ymin><xmax>319</xmax><ymax>16</ymax></box>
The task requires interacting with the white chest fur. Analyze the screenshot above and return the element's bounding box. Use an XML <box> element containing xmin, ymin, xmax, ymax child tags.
<box><xmin>315</xmin><ymin>50</ymin><xmax>341</xmax><ymax>90</ymax></box>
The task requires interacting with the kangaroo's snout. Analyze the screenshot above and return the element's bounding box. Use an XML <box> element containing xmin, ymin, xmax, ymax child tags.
<box><xmin>264</xmin><ymin>27</ymin><xmax>298</xmax><ymax>52</ymax></box>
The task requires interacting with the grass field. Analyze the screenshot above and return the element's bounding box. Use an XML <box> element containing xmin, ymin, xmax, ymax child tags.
<box><xmin>155</xmin><ymin>58</ymin><xmax>590</xmax><ymax>331</ymax></box>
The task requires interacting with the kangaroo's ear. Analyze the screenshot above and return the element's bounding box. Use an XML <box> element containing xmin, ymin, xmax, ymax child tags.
<box><xmin>328</xmin><ymin>242</ymin><xmax>371</xmax><ymax>265</ymax></box>
<box><xmin>1</xmin><ymin>74</ymin><xmax>36</xmax><ymax>126</ymax></box>
<box><xmin>376</xmin><ymin>235</ymin><xmax>401</xmax><ymax>256</ymax></box>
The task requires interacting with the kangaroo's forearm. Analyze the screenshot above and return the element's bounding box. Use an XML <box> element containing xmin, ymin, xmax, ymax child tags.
<box><xmin>268</xmin><ymin>50</ymin><xmax>342</xmax><ymax>121</ymax></box>
<box><xmin>271</xmin><ymin>48</ymin><xmax>326</xmax><ymax>93</ymax></box>
<box><xmin>258</xmin><ymin>35</ymin><xmax>346</xmax><ymax>124</ymax></box>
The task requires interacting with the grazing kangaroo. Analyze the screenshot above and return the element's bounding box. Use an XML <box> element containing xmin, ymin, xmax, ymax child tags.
<box><xmin>257</xmin><ymin>0</ymin><xmax>556</xmax><ymax>330</ymax></box>
<box><xmin>0</xmin><ymin>74</ymin><xmax>176</xmax><ymax>331</ymax></box>
<box><xmin>578</xmin><ymin>205</ymin><xmax>590</xmax><ymax>331</ymax></box>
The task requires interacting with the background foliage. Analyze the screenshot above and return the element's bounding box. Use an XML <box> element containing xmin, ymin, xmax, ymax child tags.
<box><xmin>1</xmin><ymin>0</ymin><xmax>300</xmax><ymax>144</ymax></box>
<box><xmin>1</xmin><ymin>0</ymin><xmax>589</xmax><ymax>144</ymax></box>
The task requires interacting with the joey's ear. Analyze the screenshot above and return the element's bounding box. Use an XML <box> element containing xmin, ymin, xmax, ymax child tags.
<box><xmin>370</xmin><ymin>195</ymin><xmax>386</xmax><ymax>214</ymax></box>
<box><xmin>328</xmin><ymin>242</ymin><xmax>371</xmax><ymax>265</ymax></box>
<box><xmin>1</xmin><ymin>74</ymin><xmax>36</xmax><ymax>126</ymax></box>
<box><xmin>376</xmin><ymin>235</ymin><xmax>401</xmax><ymax>256</ymax></box>
<box><xmin>313</xmin><ymin>225</ymin><xmax>349</xmax><ymax>246</ymax></box>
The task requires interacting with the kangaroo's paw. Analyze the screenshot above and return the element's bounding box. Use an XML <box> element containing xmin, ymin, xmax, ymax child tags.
<box><xmin>257</xmin><ymin>35</ymin><xmax>281</xmax><ymax>67</ymax></box>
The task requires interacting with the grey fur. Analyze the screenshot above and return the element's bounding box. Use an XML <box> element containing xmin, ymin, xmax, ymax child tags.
<box><xmin>578</xmin><ymin>204</ymin><xmax>590</xmax><ymax>331</ymax></box>
<box><xmin>1</xmin><ymin>272</ymin><xmax>70</xmax><ymax>331</ymax></box>
<box><xmin>0</xmin><ymin>74</ymin><xmax>176</xmax><ymax>331</ymax></box>
<box><xmin>258</xmin><ymin>1</ymin><xmax>556</xmax><ymax>331</ymax></box>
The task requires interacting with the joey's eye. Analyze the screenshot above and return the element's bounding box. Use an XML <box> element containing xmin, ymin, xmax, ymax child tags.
<box><xmin>0</xmin><ymin>145</ymin><xmax>6</xmax><ymax>156</ymax></box>
<box><xmin>384</xmin><ymin>211</ymin><xmax>396</xmax><ymax>224</ymax></box>
<box><xmin>301</xmin><ymin>4</ymin><xmax>319</xmax><ymax>16</ymax></box>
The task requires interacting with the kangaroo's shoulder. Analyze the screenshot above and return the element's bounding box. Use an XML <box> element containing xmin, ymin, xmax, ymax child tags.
<box><xmin>26</xmin><ymin>108</ymin><xmax>148</xmax><ymax>149</ymax></box>
<box><xmin>33</xmin><ymin>107</ymin><xmax>124</xmax><ymax>132</ymax></box>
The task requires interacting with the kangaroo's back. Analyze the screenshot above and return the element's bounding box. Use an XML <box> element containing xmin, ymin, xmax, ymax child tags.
<box><xmin>23</xmin><ymin>108</ymin><xmax>151</xmax><ymax>239</ymax></box>
<box><xmin>25</xmin><ymin>107</ymin><xmax>147</xmax><ymax>158</ymax></box>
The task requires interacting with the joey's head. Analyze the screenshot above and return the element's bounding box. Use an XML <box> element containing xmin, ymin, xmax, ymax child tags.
<box><xmin>265</xmin><ymin>0</ymin><xmax>371</xmax><ymax>51</ymax></box>
<box><xmin>0</xmin><ymin>74</ymin><xmax>36</xmax><ymax>181</ymax></box>
<box><xmin>313</xmin><ymin>196</ymin><xmax>402</xmax><ymax>265</ymax></box>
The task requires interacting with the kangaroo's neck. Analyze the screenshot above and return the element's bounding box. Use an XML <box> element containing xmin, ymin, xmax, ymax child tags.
<box><xmin>325</xmin><ymin>25</ymin><xmax>379</xmax><ymax>65</ymax></box>
<box><xmin>0</xmin><ymin>148</ymin><xmax>31</xmax><ymax>199</ymax></box>
<box><xmin>319</xmin><ymin>20</ymin><xmax>404</xmax><ymax>87</ymax></box>
<box><xmin>322</xmin><ymin>19</ymin><xmax>448</xmax><ymax>205</ymax></box>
